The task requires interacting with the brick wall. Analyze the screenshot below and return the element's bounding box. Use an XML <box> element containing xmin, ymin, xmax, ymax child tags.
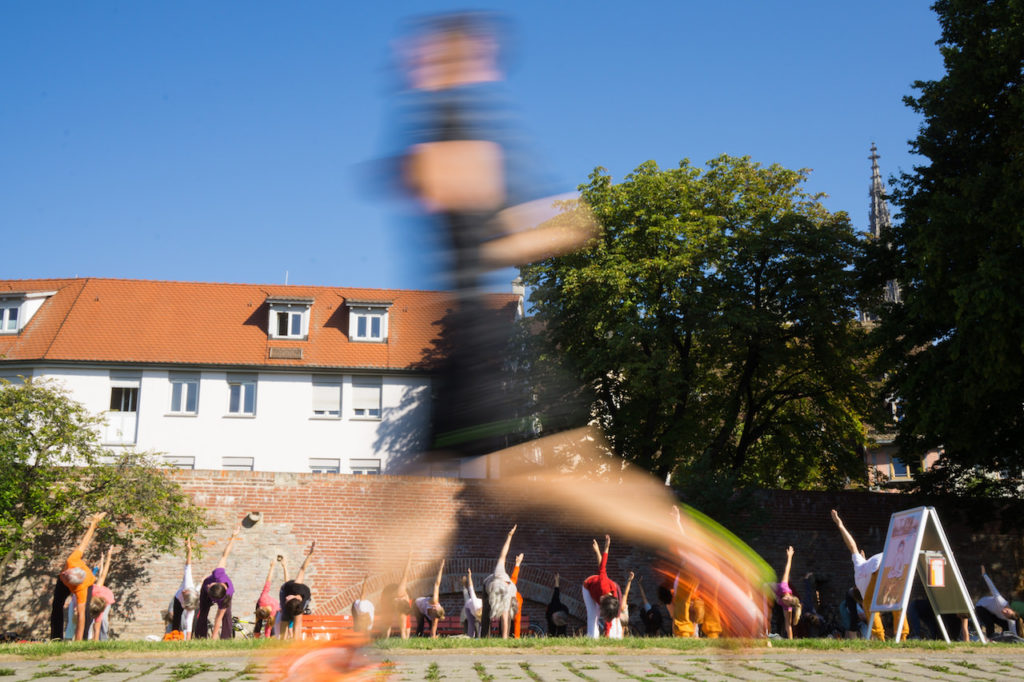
<box><xmin>3</xmin><ymin>471</ymin><xmax>1021</xmax><ymax>639</ymax></box>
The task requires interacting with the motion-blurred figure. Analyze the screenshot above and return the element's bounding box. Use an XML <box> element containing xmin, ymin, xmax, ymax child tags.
<box><xmin>391</xmin><ymin>12</ymin><xmax>596</xmax><ymax>461</ymax></box>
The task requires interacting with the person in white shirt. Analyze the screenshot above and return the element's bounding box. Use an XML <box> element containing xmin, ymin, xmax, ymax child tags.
<box><xmin>460</xmin><ymin>568</ymin><xmax>484</xmax><ymax>637</ymax></box>
<box><xmin>351</xmin><ymin>575</ymin><xmax>375</xmax><ymax>634</ymax></box>
<box><xmin>170</xmin><ymin>538</ymin><xmax>199</xmax><ymax>640</ymax></box>
<box><xmin>831</xmin><ymin>509</ymin><xmax>907</xmax><ymax>641</ymax></box>
<box><xmin>976</xmin><ymin>565</ymin><xmax>1020</xmax><ymax>638</ymax></box>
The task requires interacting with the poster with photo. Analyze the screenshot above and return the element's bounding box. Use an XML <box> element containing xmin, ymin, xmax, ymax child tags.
<box><xmin>873</xmin><ymin>507</ymin><xmax>926</xmax><ymax>609</ymax></box>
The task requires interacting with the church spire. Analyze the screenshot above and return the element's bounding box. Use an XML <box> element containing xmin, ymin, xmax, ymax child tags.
<box><xmin>869</xmin><ymin>143</ymin><xmax>901</xmax><ymax>305</ymax></box>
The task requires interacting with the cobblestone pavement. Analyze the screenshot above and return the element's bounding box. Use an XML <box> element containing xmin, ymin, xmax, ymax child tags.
<box><xmin>3</xmin><ymin>648</ymin><xmax>1024</xmax><ymax>681</ymax></box>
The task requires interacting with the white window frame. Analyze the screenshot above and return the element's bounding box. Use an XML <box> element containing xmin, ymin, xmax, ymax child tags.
<box><xmin>222</xmin><ymin>456</ymin><xmax>254</xmax><ymax>471</ymax></box>
<box><xmin>268</xmin><ymin>300</ymin><xmax>311</xmax><ymax>340</ymax></box>
<box><xmin>310</xmin><ymin>458</ymin><xmax>341</xmax><ymax>474</ymax></box>
<box><xmin>169</xmin><ymin>373</ymin><xmax>200</xmax><ymax>415</ymax></box>
<box><xmin>890</xmin><ymin>457</ymin><xmax>911</xmax><ymax>480</ymax></box>
<box><xmin>311</xmin><ymin>377</ymin><xmax>342</xmax><ymax>418</ymax></box>
<box><xmin>227</xmin><ymin>375</ymin><xmax>257</xmax><ymax>416</ymax></box>
<box><xmin>347</xmin><ymin>302</ymin><xmax>390</xmax><ymax>342</ymax></box>
<box><xmin>349</xmin><ymin>458</ymin><xmax>381</xmax><ymax>475</ymax></box>
<box><xmin>351</xmin><ymin>377</ymin><xmax>382</xmax><ymax>419</ymax></box>
<box><xmin>0</xmin><ymin>304</ymin><xmax>20</xmax><ymax>334</ymax></box>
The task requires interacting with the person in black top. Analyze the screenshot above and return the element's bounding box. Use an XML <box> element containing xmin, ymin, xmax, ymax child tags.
<box><xmin>279</xmin><ymin>541</ymin><xmax>315</xmax><ymax>640</ymax></box>
<box><xmin>546</xmin><ymin>572</ymin><xmax>569</xmax><ymax>637</ymax></box>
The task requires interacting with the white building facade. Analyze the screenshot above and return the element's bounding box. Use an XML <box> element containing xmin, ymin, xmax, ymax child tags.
<box><xmin>0</xmin><ymin>278</ymin><xmax>520</xmax><ymax>476</ymax></box>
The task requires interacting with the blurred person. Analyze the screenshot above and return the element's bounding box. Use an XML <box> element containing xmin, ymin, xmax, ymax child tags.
<box><xmin>414</xmin><ymin>559</ymin><xmax>446</xmax><ymax>638</ymax></box>
<box><xmin>546</xmin><ymin>572</ymin><xmax>570</xmax><ymax>637</ymax></box>
<box><xmin>391</xmin><ymin>12</ymin><xmax>597</xmax><ymax>463</ymax></box>
<box><xmin>382</xmin><ymin>552</ymin><xmax>414</xmax><ymax>639</ymax></box>
<box><xmin>831</xmin><ymin>509</ymin><xmax>908</xmax><ymax>641</ymax></box>
<box><xmin>51</xmin><ymin>512</ymin><xmax>105</xmax><ymax>641</ymax></box>
<box><xmin>351</xmin><ymin>575</ymin><xmax>375</xmax><ymax>635</ymax></box>
<box><xmin>279</xmin><ymin>541</ymin><xmax>316</xmax><ymax>640</ymax></box>
<box><xmin>194</xmin><ymin>521</ymin><xmax>242</xmax><ymax>640</ymax></box>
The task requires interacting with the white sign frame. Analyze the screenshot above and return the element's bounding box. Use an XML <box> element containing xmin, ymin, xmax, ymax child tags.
<box><xmin>870</xmin><ymin>506</ymin><xmax>985</xmax><ymax>643</ymax></box>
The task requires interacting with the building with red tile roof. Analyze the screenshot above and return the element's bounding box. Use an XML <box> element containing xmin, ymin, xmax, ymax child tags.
<box><xmin>0</xmin><ymin>278</ymin><xmax>521</xmax><ymax>475</ymax></box>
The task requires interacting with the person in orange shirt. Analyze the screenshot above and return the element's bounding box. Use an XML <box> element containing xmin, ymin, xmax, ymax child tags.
<box><xmin>50</xmin><ymin>512</ymin><xmax>106</xmax><ymax>641</ymax></box>
<box><xmin>510</xmin><ymin>553</ymin><xmax>524</xmax><ymax>638</ymax></box>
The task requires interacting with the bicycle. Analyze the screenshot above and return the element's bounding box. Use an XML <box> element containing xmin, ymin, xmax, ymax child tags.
<box><xmin>232</xmin><ymin>616</ymin><xmax>254</xmax><ymax>639</ymax></box>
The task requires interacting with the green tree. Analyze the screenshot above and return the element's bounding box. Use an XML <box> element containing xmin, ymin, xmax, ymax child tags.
<box><xmin>520</xmin><ymin>157</ymin><xmax>872</xmax><ymax>502</ymax></box>
<box><xmin>863</xmin><ymin>0</ymin><xmax>1024</xmax><ymax>495</ymax></box>
<box><xmin>0</xmin><ymin>378</ymin><xmax>207</xmax><ymax>582</ymax></box>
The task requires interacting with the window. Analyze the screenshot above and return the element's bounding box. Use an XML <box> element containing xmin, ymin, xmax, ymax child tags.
<box><xmin>352</xmin><ymin>378</ymin><xmax>382</xmax><ymax>418</ymax></box>
<box><xmin>312</xmin><ymin>378</ymin><xmax>341</xmax><ymax>417</ymax></box>
<box><xmin>222</xmin><ymin>456</ymin><xmax>254</xmax><ymax>471</ymax></box>
<box><xmin>0</xmin><ymin>305</ymin><xmax>19</xmax><ymax>333</ymax></box>
<box><xmin>227</xmin><ymin>376</ymin><xmax>257</xmax><ymax>415</ymax></box>
<box><xmin>163</xmin><ymin>455</ymin><xmax>196</xmax><ymax>470</ymax></box>
<box><xmin>310</xmin><ymin>458</ymin><xmax>341</xmax><ymax>474</ymax></box>
<box><xmin>348</xmin><ymin>302</ymin><xmax>390</xmax><ymax>342</ymax></box>
<box><xmin>267</xmin><ymin>299</ymin><xmax>312</xmax><ymax>339</ymax></box>
<box><xmin>169</xmin><ymin>374</ymin><xmax>199</xmax><ymax>414</ymax></box>
<box><xmin>350</xmin><ymin>458</ymin><xmax>381</xmax><ymax>475</ymax></box>
<box><xmin>105</xmin><ymin>374</ymin><xmax>140</xmax><ymax>445</ymax></box>
<box><xmin>110</xmin><ymin>386</ymin><xmax>138</xmax><ymax>412</ymax></box>
<box><xmin>891</xmin><ymin>457</ymin><xmax>910</xmax><ymax>479</ymax></box>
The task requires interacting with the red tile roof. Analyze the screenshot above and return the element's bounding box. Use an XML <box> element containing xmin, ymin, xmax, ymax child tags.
<box><xmin>0</xmin><ymin>278</ymin><xmax>519</xmax><ymax>371</ymax></box>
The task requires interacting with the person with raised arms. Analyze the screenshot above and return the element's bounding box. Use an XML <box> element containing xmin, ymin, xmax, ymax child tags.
<box><xmin>279</xmin><ymin>541</ymin><xmax>316</xmax><ymax>640</ymax></box>
<box><xmin>194</xmin><ymin>520</ymin><xmax>241</xmax><ymax>640</ymax></box>
<box><xmin>484</xmin><ymin>524</ymin><xmax>519</xmax><ymax>639</ymax></box>
<box><xmin>415</xmin><ymin>559</ymin><xmax>447</xmax><ymax>638</ymax></box>
<box><xmin>51</xmin><ymin>512</ymin><xmax>106</xmax><ymax>641</ymax></box>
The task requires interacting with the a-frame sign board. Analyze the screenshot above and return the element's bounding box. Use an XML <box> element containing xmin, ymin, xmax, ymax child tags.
<box><xmin>870</xmin><ymin>506</ymin><xmax>985</xmax><ymax>643</ymax></box>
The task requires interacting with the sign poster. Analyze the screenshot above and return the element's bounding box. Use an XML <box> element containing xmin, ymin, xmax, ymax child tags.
<box><xmin>874</xmin><ymin>508</ymin><xmax>925</xmax><ymax>608</ymax></box>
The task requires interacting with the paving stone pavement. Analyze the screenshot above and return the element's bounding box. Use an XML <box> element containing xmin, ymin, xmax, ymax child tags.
<box><xmin>3</xmin><ymin>648</ymin><xmax>1024</xmax><ymax>681</ymax></box>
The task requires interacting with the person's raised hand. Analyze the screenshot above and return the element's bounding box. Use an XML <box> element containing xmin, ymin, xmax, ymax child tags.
<box><xmin>786</xmin><ymin>546</ymin><xmax>794</xmax><ymax>559</ymax></box>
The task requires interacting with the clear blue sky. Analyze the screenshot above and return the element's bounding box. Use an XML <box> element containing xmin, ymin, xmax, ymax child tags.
<box><xmin>1</xmin><ymin>1</ymin><xmax>943</xmax><ymax>292</ymax></box>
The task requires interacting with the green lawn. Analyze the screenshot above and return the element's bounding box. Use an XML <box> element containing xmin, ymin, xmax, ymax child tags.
<box><xmin>0</xmin><ymin>636</ymin><xmax>981</xmax><ymax>659</ymax></box>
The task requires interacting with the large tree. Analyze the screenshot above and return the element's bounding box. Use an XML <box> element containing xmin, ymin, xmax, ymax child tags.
<box><xmin>520</xmin><ymin>156</ymin><xmax>872</xmax><ymax>499</ymax></box>
<box><xmin>863</xmin><ymin>0</ymin><xmax>1024</xmax><ymax>495</ymax></box>
<box><xmin>0</xmin><ymin>378</ymin><xmax>207</xmax><ymax>582</ymax></box>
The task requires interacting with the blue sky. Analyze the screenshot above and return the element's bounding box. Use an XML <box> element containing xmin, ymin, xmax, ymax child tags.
<box><xmin>1</xmin><ymin>1</ymin><xmax>943</xmax><ymax>292</ymax></box>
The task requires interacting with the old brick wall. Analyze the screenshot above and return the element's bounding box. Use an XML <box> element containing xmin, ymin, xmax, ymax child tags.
<box><xmin>3</xmin><ymin>472</ymin><xmax>1021</xmax><ymax>640</ymax></box>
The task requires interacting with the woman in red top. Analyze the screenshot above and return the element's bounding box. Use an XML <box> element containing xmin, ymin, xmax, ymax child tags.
<box><xmin>582</xmin><ymin>534</ymin><xmax>621</xmax><ymax>638</ymax></box>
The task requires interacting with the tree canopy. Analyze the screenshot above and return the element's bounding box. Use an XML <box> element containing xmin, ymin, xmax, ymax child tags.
<box><xmin>0</xmin><ymin>378</ymin><xmax>207</xmax><ymax>582</ymax></box>
<box><xmin>862</xmin><ymin>0</ymin><xmax>1024</xmax><ymax>495</ymax></box>
<box><xmin>520</xmin><ymin>156</ymin><xmax>872</xmax><ymax>504</ymax></box>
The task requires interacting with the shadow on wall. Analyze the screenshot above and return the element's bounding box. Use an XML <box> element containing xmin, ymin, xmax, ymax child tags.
<box><xmin>0</xmin><ymin>528</ymin><xmax>155</xmax><ymax>639</ymax></box>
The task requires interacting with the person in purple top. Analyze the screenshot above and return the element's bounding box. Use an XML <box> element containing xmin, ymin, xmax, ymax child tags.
<box><xmin>193</xmin><ymin>520</ymin><xmax>241</xmax><ymax>639</ymax></box>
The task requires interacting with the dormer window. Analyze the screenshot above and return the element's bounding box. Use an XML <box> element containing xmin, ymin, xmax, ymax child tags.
<box><xmin>267</xmin><ymin>297</ymin><xmax>313</xmax><ymax>340</ymax></box>
<box><xmin>0</xmin><ymin>305</ymin><xmax>19</xmax><ymax>333</ymax></box>
<box><xmin>347</xmin><ymin>300</ymin><xmax>391</xmax><ymax>342</ymax></box>
<box><xmin>0</xmin><ymin>290</ymin><xmax>54</xmax><ymax>335</ymax></box>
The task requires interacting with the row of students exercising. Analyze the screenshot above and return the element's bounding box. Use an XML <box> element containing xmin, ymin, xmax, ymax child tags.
<box><xmin>163</xmin><ymin>521</ymin><xmax>316</xmax><ymax>640</ymax></box>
